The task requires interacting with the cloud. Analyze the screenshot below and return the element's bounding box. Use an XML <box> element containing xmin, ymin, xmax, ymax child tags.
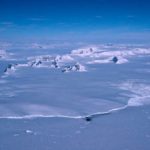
<box><xmin>28</xmin><ymin>18</ymin><xmax>48</xmax><ymax>21</ymax></box>
<box><xmin>127</xmin><ymin>15</ymin><xmax>135</xmax><ymax>18</ymax></box>
<box><xmin>143</xmin><ymin>28</ymin><xmax>150</xmax><ymax>31</ymax></box>
<box><xmin>95</xmin><ymin>15</ymin><xmax>103</xmax><ymax>19</ymax></box>
<box><xmin>0</xmin><ymin>27</ymin><xmax>6</xmax><ymax>32</ymax></box>
<box><xmin>0</xmin><ymin>22</ymin><xmax>15</xmax><ymax>32</ymax></box>
<box><xmin>0</xmin><ymin>22</ymin><xmax>14</xmax><ymax>25</ymax></box>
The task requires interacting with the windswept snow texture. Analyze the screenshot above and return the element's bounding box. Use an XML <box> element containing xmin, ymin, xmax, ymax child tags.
<box><xmin>1</xmin><ymin>43</ymin><xmax>150</xmax><ymax>150</ymax></box>
<box><xmin>0</xmin><ymin>44</ymin><xmax>150</xmax><ymax>119</ymax></box>
<box><xmin>0</xmin><ymin>49</ymin><xmax>9</xmax><ymax>59</ymax></box>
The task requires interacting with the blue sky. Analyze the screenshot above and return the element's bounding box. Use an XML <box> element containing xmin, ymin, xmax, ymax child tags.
<box><xmin>0</xmin><ymin>0</ymin><xmax>150</xmax><ymax>43</ymax></box>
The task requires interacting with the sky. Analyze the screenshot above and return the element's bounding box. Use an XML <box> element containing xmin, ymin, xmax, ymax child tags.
<box><xmin>0</xmin><ymin>0</ymin><xmax>150</xmax><ymax>43</ymax></box>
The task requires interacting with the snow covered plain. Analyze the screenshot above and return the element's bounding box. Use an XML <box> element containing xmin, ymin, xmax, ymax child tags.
<box><xmin>0</xmin><ymin>43</ymin><xmax>150</xmax><ymax>150</ymax></box>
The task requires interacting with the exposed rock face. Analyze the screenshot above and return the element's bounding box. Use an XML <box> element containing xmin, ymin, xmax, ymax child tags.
<box><xmin>51</xmin><ymin>60</ymin><xmax>59</xmax><ymax>68</ymax></box>
<box><xmin>62</xmin><ymin>63</ymin><xmax>86</xmax><ymax>73</ymax></box>
<box><xmin>4</xmin><ymin>64</ymin><xmax>17</xmax><ymax>73</ymax></box>
<box><xmin>85</xmin><ymin>116</ymin><xmax>92</xmax><ymax>122</ymax></box>
<box><xmin>71</xmin><ymin>63</ymin><xmax>82</xmax><ymax>71</ymax></box>
<box><xmin>2</xmin><ymin>45</ymin><xmax>150</xmax><ymax>78</ymax></box>
<box><xmin>112</xmin><ymin>56</ymin><xmax>118</xmax><ymax>63</ymax></box>
<box><xmin>26</xmin><ymin>54</ymin><xmax>86</xmax><ymax>73</ymax></box>
<box><xmin>62</xmin><ymin>65</ymin><xmax>72</xmax><ymax>73</ymax></box>
<box><xmin>71</xmin><ymin>47</ymin><xmax>96</xmax><ymax>56</ymax></box>
<box><xmin>29</xmin><ymin>60</ymin><xmax>42</xmax><ymax>67</ymax></box>
<box><xmin>35</xmin><ymin>60</ymin><xmax>42</xmax><ymax>66</ymax></box>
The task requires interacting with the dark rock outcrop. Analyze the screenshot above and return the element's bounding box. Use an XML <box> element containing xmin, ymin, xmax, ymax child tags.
<box><xmin>112</xmin><ymin>56</ymin><xmax>118</xmax><ymax>63</ymax></box>
<box><xmin>62</xmin><ymin>63</ymin><xmax>82</xmax><ymax>73</ymax></box>
<box><xmin>4</xmin><ymin>64</ymin><xmax>17</xmax><ymax>73</ymax></box>
<box><xmin>85</xmin><ymin>116</ymin><xmax>92</xmax><ymax>122</ymax></box>
<box><xmin>62</xmin><ymin>65</ymin><xmax>72</xmax><ymax>73</ymax></box>
<box><xmin>51</xmin><ymin>60</ymin><xmax>58</xmax><ymax>68</ymax></box>
<box><xmin>30</xmin><ymin>60</ymin><xmax>42</xmax><ymax>67</ymax></box>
